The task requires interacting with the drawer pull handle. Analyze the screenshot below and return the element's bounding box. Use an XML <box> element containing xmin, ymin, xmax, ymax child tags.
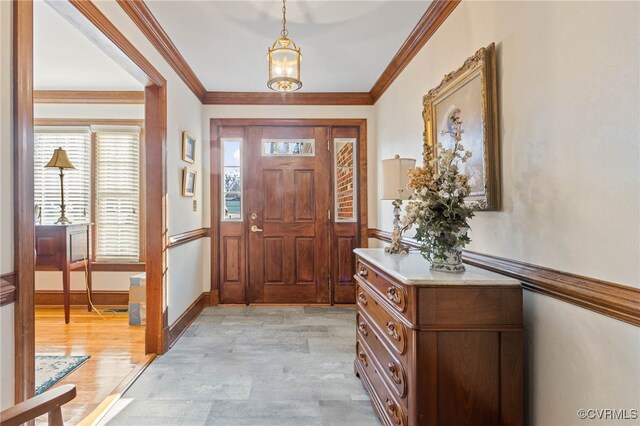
<box><xmin>358</xmin><ymin>351</ymin><xmax>368</xmax><ymax>367</ymax></box>
<box><xmin>358</xmin><ymin>292</ymin><xmax>368</xmax><ymax>306</ymax></box>
<box><xmin>358</xmin><ymin>266</ymin><xmax>368</xmax><ymax>277</ymax></box>
<box><xmin>385</xmin><ymin>287</ymin><xmax>401</xmax><ymax>304</ymax></box>
<box><xmin>358</xmin><ymin>322</ymin><xmax>368</xmax><ymax>336</ymax></box>
<box><xmin>387</xmin><ymin>362</ymin><xmax>401</xmax><ymax>384</ymax></box>
<box><xmin>386</xmin><ymin>321</ymin><xmax>400</xmax><ymax>341</ymax></box>
<box><xmin>385</xmin><ymin>399</ymin><xmax>402</xmax><ymax>425</ymax></box>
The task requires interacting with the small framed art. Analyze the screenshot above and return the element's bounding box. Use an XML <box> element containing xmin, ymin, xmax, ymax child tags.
<box><xmin>182</xmin><ymin>131</ymin><xmax>196</xmax><ymax>163</ymax></box>
<box><xmin>182</xmin><ymin>167</ymin><xmax>197</xmax><ymax>196</ymax></box>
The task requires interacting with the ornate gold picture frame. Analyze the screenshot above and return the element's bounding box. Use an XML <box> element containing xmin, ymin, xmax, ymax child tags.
<box><xmin>422</xmin><ymin>42</ymin><xmax>500</xmax><ymax>210</ymax></box>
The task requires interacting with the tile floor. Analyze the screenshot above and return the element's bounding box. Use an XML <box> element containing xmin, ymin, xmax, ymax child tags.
<box><xmin>100</xmin><ymin>306</ymin><xmax>381</xmax><ymax>425</ymax></box>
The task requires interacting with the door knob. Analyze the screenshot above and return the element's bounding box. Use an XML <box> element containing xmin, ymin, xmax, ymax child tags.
<box><xmin>250</xmin><ymin>225</ymin><xmax>263</xmax><ymax>233</ymax></box>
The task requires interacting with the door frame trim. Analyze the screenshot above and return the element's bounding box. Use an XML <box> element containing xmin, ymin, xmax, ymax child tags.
<box><xmin>209</xmin><ymin>118</ymin><xmax>368</xmax><ymax>305</ymax></box>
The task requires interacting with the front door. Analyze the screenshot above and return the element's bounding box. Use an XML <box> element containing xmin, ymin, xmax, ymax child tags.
<box><xmin>245</xmin><ymin>126</ymin><xmax>331</xmax><ymax>303</ymax></box>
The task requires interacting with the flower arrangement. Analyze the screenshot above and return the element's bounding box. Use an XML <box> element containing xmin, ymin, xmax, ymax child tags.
<box><xmin>389</xmin><ymin>112</ymin><xmax>475</xmax><ymax>272</ymax></box>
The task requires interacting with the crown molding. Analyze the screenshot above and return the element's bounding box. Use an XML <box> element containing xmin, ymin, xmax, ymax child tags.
<box><xmin>116</xmin><ymin>0</ymin><xmax>207</xmax><ymax>101</ymax></box>
<box><xmin>115</xmin><ymin>0</ymin><xmax>459</xmax><ymax>105</ymax></box>
<box><xmin>203</xmin><ymin>92</ymin><xmax>373</xmax><ymax>106</ymax></box>
<box><xmin>369</xmin><ymin>0</ymin><xmax>461</xmax><ymax>103</ymax></box>
<box><xmin>33</xmin><ymin>90</ymin><xmax>145</xmax><ymax>104</ymax></box>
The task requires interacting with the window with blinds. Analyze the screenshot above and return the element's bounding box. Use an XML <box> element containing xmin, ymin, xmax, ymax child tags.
<box><xmin>95</xmin><ymin>131</ymin><xmax>140</xmax><ymax>262</ymax></box>
<box><xmin>34</xmin><ymin>129</ymin><xmax>91</xmax><ymax>225</ymax></box>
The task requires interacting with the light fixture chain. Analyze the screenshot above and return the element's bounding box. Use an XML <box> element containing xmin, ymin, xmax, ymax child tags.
<box><xmin>281</xmin><ymin>0</ymin><xmax>288</xmax><ymax>38</ymax></box>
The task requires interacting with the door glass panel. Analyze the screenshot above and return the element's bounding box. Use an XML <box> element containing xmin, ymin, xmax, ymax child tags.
<box><xmin>224</xmin><ymin>167</ymin><xmax>240</xmax><ymax>192</ymax></box>
<box><xmin>262</xmin><ymin>139</ymin><xmax>315</xmax><ymax>156</ymax></box>
<box><xmin>222</xmin><ymin>139</ymin><xmax>242</xmax><ymax>221</ymax></box>
<box><xmin>334</xmin><ymin>138</ymin><xmax>357</xmax><ymax>222</ymax></box>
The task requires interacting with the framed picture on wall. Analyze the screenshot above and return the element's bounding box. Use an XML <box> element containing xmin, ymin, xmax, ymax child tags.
<box><xmin>182</xmin><ymin>131</ymin><xmax>196</xmax><ymax>163</ymax></box>
<box><xmin>422</xmin><ymin>42</ymin><xmax>500</xmax><ymax>210</ymax></box>
<box><xmin>182</xmin><ymin>167</ymin><xmax>197</xmax><ymax>197</ymax></box>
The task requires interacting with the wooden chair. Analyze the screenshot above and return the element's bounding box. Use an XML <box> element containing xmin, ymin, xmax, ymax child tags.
<box><xmin>0</xmin><ymin>384</ymin><xmax>76</xmax><ymax>426</ymax></box>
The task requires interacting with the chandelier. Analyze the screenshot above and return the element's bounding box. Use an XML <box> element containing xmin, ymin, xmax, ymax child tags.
<box><xmin>267</xmin><ymin>0</ymin><xmax>302</xmax><ymax>92</ymax></box>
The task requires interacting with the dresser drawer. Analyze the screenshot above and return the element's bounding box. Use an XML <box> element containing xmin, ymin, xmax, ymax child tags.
<box><xmin>357</xmin><ymin>312</ymin><xmax>407</xmax><ymax>400</ymax></box>
<box><xmin>356</xmin><ymin>338</ymin><xmax>407</xmax><ymax>426</ymax></box>
<box><xmin>356</xmin><ymin>259</ymin><xmax>408</xmax><ymax>315</ymax></box>
<box><xmin>357</xmin><ymin>284</ymin><xmax>408</xmax><ymax>356</ymax></box>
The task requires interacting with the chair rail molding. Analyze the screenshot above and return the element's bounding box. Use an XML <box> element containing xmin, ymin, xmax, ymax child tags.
<box><xmin>1</xmin><ymin>273</ymin><xmax>16</xmax><ymax>306</ymax></box>
<box><xmin>167</xmin><ymin>227</ymin><xmax>210</xmax><ymax>248</ymax></box>
<box><xmin>368</xmin><ymin>228</ymin><xmax>640</xmax><ymax>326</ymax></box>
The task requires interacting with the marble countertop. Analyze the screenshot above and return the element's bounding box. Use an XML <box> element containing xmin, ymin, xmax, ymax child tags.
<box><xmin>354</xmin><ymin>248</ymin><xmax>521</xmax><ymax>287</ymax></box>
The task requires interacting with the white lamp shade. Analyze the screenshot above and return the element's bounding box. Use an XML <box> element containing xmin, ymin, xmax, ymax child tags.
<box><xmin>381</xmin><ymin>155</ymin><xmax>416</xmax><ymax>200</ymax></box>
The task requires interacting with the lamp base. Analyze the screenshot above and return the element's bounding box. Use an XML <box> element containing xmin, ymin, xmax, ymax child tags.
<box><xmin>385</xmin><ymin>199</ymin><xmax>409</xmax><ymax>255</ymax></box>
<box><xmin>55</xmin><ymin>215</ymin><xmax>71</xmax><ymax>225</ymax></box>
<box><xmin>55</xmin><ymin>203</ymin><xmax>71</xmax><ymax>225</ymax></box>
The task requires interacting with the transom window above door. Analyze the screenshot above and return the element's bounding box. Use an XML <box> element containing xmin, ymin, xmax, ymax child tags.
<box><xmin>262</xmin><ymin>139</ymin><xmax>315</xmax><ymax>156</ymax></box>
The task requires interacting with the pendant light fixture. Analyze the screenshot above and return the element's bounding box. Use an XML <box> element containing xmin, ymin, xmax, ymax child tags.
<box><xmin>267</xmin><ymin>0</ymin><xmax>302</xmax><ymax>92</ymax></box>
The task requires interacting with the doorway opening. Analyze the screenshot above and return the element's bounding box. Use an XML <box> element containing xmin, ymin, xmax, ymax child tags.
<box><xmin>210</xmin><ymin>119</ymin><xmax>368</xmax><ymax>305</ymax></box>
<box><xmin>14</xmin><ymin>0</ymin><xmax>168</xmax><ymax>412</ymax></box>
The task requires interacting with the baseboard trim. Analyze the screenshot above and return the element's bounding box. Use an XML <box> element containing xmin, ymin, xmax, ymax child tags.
<box><xmin>368</xmin><ymin>228</ymin><xmax>640</xmax><ymax>327</ymax></box>
<box><xmin>35</xmin><ymin>290</ymin><xmax>129</xmax><ymax>306</ymax></box>
<box><xmin>167</xmin><ymin>293</ymin><xmax>205</xmax><ymax>348</ymax></box>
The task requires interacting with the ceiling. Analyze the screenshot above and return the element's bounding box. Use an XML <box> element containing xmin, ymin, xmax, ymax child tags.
<box><xmin>145</xmin><ymin>0</ymin><xmax>430</xmax><ymax>92</ymax></box>
<box><xmin>34</xmin><ymin>0</ymin><xmax>143</xmax><ymax>91</ymax></box>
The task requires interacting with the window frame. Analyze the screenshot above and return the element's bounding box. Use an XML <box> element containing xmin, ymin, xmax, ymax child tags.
<box><xmin>221</xmin><ymin>137</ymin><xmax>243</xmax><ymax>222</ymax></box>
<box><xmin>333</xmin><ymin>137</ymin><xmax>358</xmax><ymax>223</ymax></box>
<box><xmin>34</xmin><ymin>118</ymin><xmax>145</xmax><ymax>268</ymax></box>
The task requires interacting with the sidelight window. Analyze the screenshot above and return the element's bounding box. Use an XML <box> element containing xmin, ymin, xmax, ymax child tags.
<box><xmin>334</xmin><ymin>138</ymin><xmax>357</xmax><ymax>222</ymax></box>
<box><xmin>222</xmin><ymin>139</ymin><xmax>242</xmax><ymax>221</ymax></box>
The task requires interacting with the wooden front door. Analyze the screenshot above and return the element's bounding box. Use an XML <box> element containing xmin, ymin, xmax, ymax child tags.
<box><xmin>214</xmin><ymin>119</ymin><xmax>366</xmax><ymax>305</ymax></box>
<box><xmin>245</xmin><ymin>126</ymin><xmax>331</xmax><ymax>303</ymax></box>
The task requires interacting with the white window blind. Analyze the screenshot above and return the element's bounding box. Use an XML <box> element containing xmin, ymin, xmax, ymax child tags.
<box><xmin>34</xmin><ymin>129</ymin><xmax>91</xmax><ymax>225</ymax></box>
<box><xmin>95</xmin><ymin>131</ymin><xmax>140</xmax><ymax>262</ymax></box>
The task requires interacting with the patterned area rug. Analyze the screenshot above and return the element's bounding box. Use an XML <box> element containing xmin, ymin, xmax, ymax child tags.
<box><xmin>35</xmin><ymin>355</ymin><xmax>90</xmax><ymax>395</ymax></box>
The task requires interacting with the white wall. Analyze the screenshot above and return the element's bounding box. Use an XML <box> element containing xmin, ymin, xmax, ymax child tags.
<box><xmin>0</xmin><ymin>0</ymin><xmax>14</xmax><ymax>411</ymax></box>
<box><xmin>373</xmin><ymin>1</ymin><xmax>640</xmax><ymax>424</ymax></box>
<box><xmin>93</xmin><ymin>1</ymin><xmax>205</xmax><ymax>325</ymax></box>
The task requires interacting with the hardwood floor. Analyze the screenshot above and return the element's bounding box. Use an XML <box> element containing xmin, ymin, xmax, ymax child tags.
<box><xmin>35</xmin><ymin>306</ymin><xmax>145</xmax><ymax>425</ymax></box>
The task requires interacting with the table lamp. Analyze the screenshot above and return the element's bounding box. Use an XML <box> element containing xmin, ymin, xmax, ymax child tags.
<box><xmin>45</xmin><ymin>147</ymin><xmax>75</xmax><ymax>224</ymax></box>
<box><xmin>381</xmin><ymin>154</ymin><xmax>416</xmax><ymax>230</ymax></box>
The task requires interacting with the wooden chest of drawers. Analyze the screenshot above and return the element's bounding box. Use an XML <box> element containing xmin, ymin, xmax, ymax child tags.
<box><xmin>354</xmin><ymin>249</ymin><xmax>523</xmax><ymax>426</ymax></box>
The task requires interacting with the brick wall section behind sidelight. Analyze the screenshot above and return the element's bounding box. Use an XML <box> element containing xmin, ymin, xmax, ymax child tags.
<box><xmin>336</xmin><ymin>143</ymin><xmax>354</xmax><ymax>219</ymax></box>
